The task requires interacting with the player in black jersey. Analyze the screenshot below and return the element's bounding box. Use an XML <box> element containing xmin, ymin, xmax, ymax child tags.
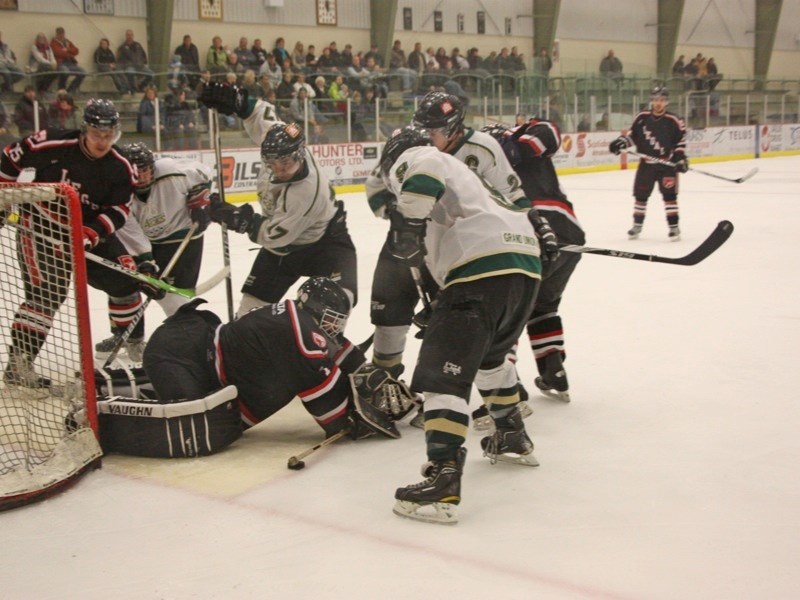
<box><xmin>483</xmin><ymin>119</ymin><xmax>586</xmax><ymax>402</ymax></box>
<box><xmin>0</xmin><ymin>99</ymin><xmax>144</xmax><ymax>386</ymax></box>
<box><xmin>609</xmin><ymin>86</ymin><xmax>688</xmax><ymax>241</ymax></box>
<box><xmin>142</xmin><ymin>277</ymin><xmax>416</xmax><ymax>440</ymax></box>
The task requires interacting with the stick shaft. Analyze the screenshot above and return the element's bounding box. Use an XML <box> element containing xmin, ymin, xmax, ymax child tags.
<box><xmin>289</xmin><ymin>429</ymin><xmax>350</xmax><ymax>463</ymax></box>
<box><xmin>209</xmin><ymin>108</ymin><xmax>235</xmax><ymax>321</ymax></box>
<box><xmin>625</xmin><ymin>149</ymin><xmax>757</xmax><ymax>183</ymax></box>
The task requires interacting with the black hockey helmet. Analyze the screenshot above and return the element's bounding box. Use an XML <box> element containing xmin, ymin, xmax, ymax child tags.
<box><xmin>412</xmin><ymin>91</ymin><xmax>465</xmax><ymax>138</ymax></box>
<box><xmin>119</xmin><ymin>142</ymin><xmax>156</xmax><ymax>192</ymax></box>
<box><xmin>379</xmin><ymin>126</ymin><xmax>432</xmax><ymax>177</ymax></box>
<box><xmin>650</xmin><ymin>85</ymin><xmax>669</xmax><ymax>100</ymax></box>
<box><xmin>261</xmin><ymin>122</ymin><xmax>306</xmax><ymax>164</ymax></box>
<box><xmin>296</xmin><ymin>277</ymin><xmax>351</xmax><ymax>340</ymax></box>
<box><xmin>83</xmin><ymin>99</ymin><xmax>120</xmax><ymax>130</ymax></box>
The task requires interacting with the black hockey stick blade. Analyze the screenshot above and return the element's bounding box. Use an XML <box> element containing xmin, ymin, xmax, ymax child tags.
<box><xmin>559</xmin><ymin>220</ymin><xmax>734</xmax><ymax>266</ymax></box>
<box><xmin>690</xmin><ymin>166</ymin><xmax>758</xmax><ymax>184</ymax></box>
<box><xmin>356</xmin><ymin>333</ymin><xmax>375</xmax><ymax>353</ymax></box>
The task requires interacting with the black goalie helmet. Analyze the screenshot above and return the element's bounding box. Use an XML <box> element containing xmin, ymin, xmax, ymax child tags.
<box><xmin>120</xmin><ymin>142</ymin><xmax>156</xmax><ymax>192</ymax></box>
<box><xmin>379</xmin><ymin>126</ymin><xmax>432</xmax><ymax>177</ymax></box>
<box><xmin>83</xmin><ymin>98</ymin><xmax>120</xmax><ymax>131</ymax></box>
<box><xmin>650</xmin><ymin>85</ymin><xmax>669</xmax><ymax>101</ymax></box>
<box><xmin>261</xmin><ymin>122</ymin><xmax>306</xmax><ymax>164</ymax></box>
<box><xmin>296</xmin><ymin>277</ymin><xmax>351</xmax><ymax>340</ymax></box>
<box><xmin>412</xmin><ymin>91</ymin><xmax>465</xmax><ymax>138</ymax></box>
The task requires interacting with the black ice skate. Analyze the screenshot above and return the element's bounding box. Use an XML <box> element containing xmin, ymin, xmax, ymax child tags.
<box><xmin>668</xmin><ymin>225</ymin><xmax>681</xmax><ymax>241</ymax></box>
<box><xmin>628</xmin><ymin>224</ymin><xmax>643</xmax><ymax>240</ymax></box>
<box><xmin>472</xmin><ymin>401</ymin><xmax>533</xmax><ymax>432</ymax></box>
<box><xmin>481</xmin><ymin>407</ymin><xmax>538</xmax><ymax>467</ymax></box>
<box><xmin>534</xmin><ymin>352</ymin><xmax>570</xmax><ymax>402</ymax></box>
<box><xmin>393</xmin><ymin>447</ymin><xmax>466</xmax><ymax>525</ymax></box>
<box><xmin>3</xmin><ymin>350</ymin><xmax>52</xmax><ymax>389</ymax></box>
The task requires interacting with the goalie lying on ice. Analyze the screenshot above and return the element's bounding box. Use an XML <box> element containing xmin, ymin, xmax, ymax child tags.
<box><xmin>97</xmin><ymin>277</ymin><xmax>418</xmax><ymax>458</ymax></box>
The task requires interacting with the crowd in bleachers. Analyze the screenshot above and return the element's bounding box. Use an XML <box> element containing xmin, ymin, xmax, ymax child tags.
<box><xmin>671</xmin><ymin>52</ymin><xmax>722</xmax><ymax>91</ymax></box>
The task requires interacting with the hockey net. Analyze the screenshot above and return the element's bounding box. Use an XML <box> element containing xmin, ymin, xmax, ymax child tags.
<box><xmin>0</xmin><ymin>183</ymin><xmax>101</xmax><ymax>511</ymax></box>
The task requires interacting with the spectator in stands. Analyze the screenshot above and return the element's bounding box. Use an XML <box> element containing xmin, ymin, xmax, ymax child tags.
<box><xmin>533</xmin><ymin>47</ymin><xmax>552</xmax><ymax>77</ymax></box>
<box><xmin>280</xmin><ymin>57</ymin><xmax>295</xmax><ymax>79</ymax></box>
<box><xmin>365</xmin><ymin>42</ymin><xmax>384</xmax><ymax>68</ymax></box>
<box><xmin>117</xmin><ymin>29</ymin><xmax>153</xmax><ymax>93</ymax></box>
<box><xmin>595</xmin><ymin>111</ymin><xmax>610</xmax><ymax>131</ymax></box>
<box><xmin>310</xmin><ymin>75</ymin><xmax>327</xmax><ymax>99</ymax></box>
<box><xmin>509</xmin><ymin>47</ymin><xmax>525</xmax><ymax>71</ymax></box>
<box><xmin>240</xmin><ymin>69</ymin><xmax>259</xmax><ymax>98</ymax></box>
<box><xmin>167</xmin><ymin>54</ymin><xmax>188</xmax><ymax>93</ymax></box>
<box><xmin>340</xmin><ymin>43</ymin><xmax>354</xmax><ymax>69</ymax></box>
<box><xmin>360</xmin><ymin>85</ymin><xmax>394</xmax><ymax>140</ymax></box>
<box><xmin>684</xmin><ymin>57</ymin><xmax>700</xmax><ymax>90</ymax></box>
<box><xmin>450</xmin><ymin>47</ymin><xmax>469</xmax><ymax>71</ymax></box>
<box><xmin>0</xmin><ymin>100</ymin><xmax>13</xmax><ymax>145</ymax></box>
<box><xmin>289</xmin><ymin>85</ymin><xmax>327</xmax><ymax>127</ymax></box>
<box><xmin>577</xmin><ymin>115</ymin><xmax>591</xmax><ymax>132</ymax></box>
<box><xmin>327</xmin><ymin>74</ymin><xmax>348</xmax><ymax>112</ymax></box>
<box><xmin>484</xmin><ymin>51</ymin><xmax>499</xmax><ymax>73</ymax></box>
<box><xmin>364</xmin><ymin>56</ymin><xmax>388</xmax><ymax>98</ymax></box>
<box><xmin>672</xmin><ymin>55</ymin><xmax>685</xmax><ymax>76</ymax></box>
<box><xmin>13</xmin><ymin>85</ymin><xmax>48</xmax><ymax>136</ymax></box>
<box><xmin>327</xmin><ymin>41</ymin><xmax>341</xmax><ymax>66</ymax></box>
<box><xmin>136</xmin><ymin>86</ymin><xmax>164</xmax><ymax>134</ymax></box>
<box><xmin>251</xmin><ymin>39</ymin><xmax>268</xmax><ymax>71</ymax></box>
<box><xmin>466</xmin><ymin>47</ymin><xmax>482</xmax><ymax>70</ymax></box>
<box><xmin>389</xmin><ymin>40</ymin><xmax>416</xmax><ymax>92</ymax></box>
<box><xmin>291</xmin><ymin>41</ymin><xmax>306</xmax><ymax>72</ymax></box>
<box><xmin>317</xmin><ymin>46</ymin><xmax>339</xmax><ymax>73</ymax></box>
<box><xmin>94</xmin><ymin>38</ymin><xmax>129</xmax><ymax>93</ymax></box>
<box><xmin>273</xmin><ymin>37</ymin><xmax>290</xmax><ymax>66</ymax></box>
<box><xmin>259</xmin><ymin>53</ymin><xmax>282</xmax><ymax>88</ymax></box>
<box><xmin>599</xmin><ymin>49</ymin><xmax>623</xmax><ymax>79</ymax></box>
<box><xmin>0</xmin><ymin>32</ymin><xmax>25</xmax><ymax>94</ymax></box>
<box><xmin>293</xmin><ymin>71</ymin><xmax>314</xmax><ymax>97</ymax></box>
<box><xmin>276</xmin><ymin>71</ymin><xmax>296</xmax><ymax>105</ymax></box>
<box><xmin>233</xmin><ymin>37</ymin><xmax>256</xmax><ymax>76</ymax></box>
<box><xmin>706</xmin><ymin>57</ymin><xmax>721</xmax><ymax>90</ymax></box>
<box><xmin>345</xmin><ymin>55</ymin><xmax>370</xmax><ymax>92</ymax></box>
<box><xmin>206</xmin><ymin>36</ymin><xmax>230</xmax><ymax>81</ymax></box>
<box><xmin>256</xmin><ymin>72</ymin><xmax>272</xmax><ymax>99</ymax></box>
<box><xmin>51</xmin><ymin>27</ymin><xmax>85</xmax><ymax>94</ymax></box>
<box><xmin>164</xmin><ymin>88</ymin><xmax>197</xmax><ymax>149</ymax></box>
<box><xmin>305</xmin><ymin>45</ymin><xmax>319</xmax><ymax>71</ymax></box>
<box><xmin>434</xmin><ymin>47</ymin><xmax>448</xmax><ymax>70</ymax></box>
<box><xmin>174</xmin><ymin>35</ymin><xmax>200</xmax><ymax>87</ymax></box>
<box><xmin>407</xmin><ymin>42</ymin><xmax>425</xmax><ymax>76</ymax></box>
<box><xmin>47</xmin><ymin>89</ymin><xmax>81</xmax><ymax>130</ymax></box>
<box><xmin>28</xmin><ymin>33</ymin><xmax>58</xmax><ymax>93</ymax></box>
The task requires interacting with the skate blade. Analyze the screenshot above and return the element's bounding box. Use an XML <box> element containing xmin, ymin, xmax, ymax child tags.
<box><xmin>393</xmin><ymin>500</ymin><xmax>459</xmax><ymax>525</ymax></box>
<box><xmin>484</xmin><ymin>451</ymin><xmax>540</xmax><ymax>467</ymax></box>
<box><xmin>538</xmin><ymin>387</ymin><xmax>571</xmax><ymax>403</ymax></box>
<box><xmin>472</xmin><ymin>401</ymin><xmax>533</xmax><ymax>432</ymax></box>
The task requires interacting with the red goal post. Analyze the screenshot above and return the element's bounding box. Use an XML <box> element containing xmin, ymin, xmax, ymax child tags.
<box><xmin>0</xmin><ymin>182</ymin><xmax>101</xmax><ymax>511</ymax></box>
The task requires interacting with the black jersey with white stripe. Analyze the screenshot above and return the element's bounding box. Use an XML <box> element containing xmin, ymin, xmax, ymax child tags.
<box><xmin>628</xmin><ymin>110</ymin><xmax>687</xmax><ymax>162</ymax></box>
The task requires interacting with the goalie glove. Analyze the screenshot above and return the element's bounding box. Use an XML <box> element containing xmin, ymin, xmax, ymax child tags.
<box><xmin>528</xmin><ymin>211</ymin><xmax>560</xmax><ymax>265</ymax></box>
<box><xmin>387</xmin><ymin>210</ymin><xmax>427</xmax><ymax>266</ymax></box>
<box><xmin>349</xmin><ymin>364</ymin><xmax>420</xmax><ymax>438</ymax></box>
<box><xmin>200</xmin><ymin>82</ymin><xmax>252</xmax><ymax>119</ymax></box>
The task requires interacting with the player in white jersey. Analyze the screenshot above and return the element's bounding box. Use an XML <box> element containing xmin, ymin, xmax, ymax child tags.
<box><xmin>94</xmin><ymin>143</ymin><xmax>214</xmax><ymax>360</ymax></box>
<box><xmin>380</xmin><ymin>128</ymin><xmax>542</xmax><ymax>524</ymax></box>
<box><xmin>200</xmin><ymin>83</ymin><xmax>357</xmax><ymax>318</ymax></box>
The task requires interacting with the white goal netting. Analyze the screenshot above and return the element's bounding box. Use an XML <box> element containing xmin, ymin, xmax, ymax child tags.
<box><xmin>0</xmin><ymin>183</ymin><xmax>101</xmax><ymax>511</ymax></box>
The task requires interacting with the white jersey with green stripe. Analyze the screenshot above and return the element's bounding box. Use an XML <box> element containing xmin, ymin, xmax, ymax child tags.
<box><xmin>387</xmin><ymin>146</ymin><xmax>542</xmax><ymax>288</ymax></box>
<box><xmin>449</xmin><ymin>128</ymin><xmax>526</xmax><ymax>205</ymax></box>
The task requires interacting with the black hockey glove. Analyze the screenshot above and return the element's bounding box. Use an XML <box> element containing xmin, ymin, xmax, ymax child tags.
<box><xmin>528</xmin><ymin>211</ymin><xmax>560</xmax><ymax>266</ymax></box>
<box><xmin>200</xmin><ymin>82</ymin><xmax>252</xmax><ymax>119</ymax></box>
<box><xmin>190</xmin><ymin>206</ymin><xmax>211</xmax><ymax>233</ymax></box>
<box><xmin>136</xmin><ymin>260</ymin><xmax>166</xmax><ymax>300</ymax></box>
<box><xmin>609</xmin><ymin>136</ymin><xmax>631</xmax><ymax>155</ymax></box>
<box><xmin>673</xmin><ymin>157</ymin><xmax>689</xmax><ymax>173</ymax></box>
<box><xmin>209</xmin><ymin>201</ymin><xmax>255</xmax><ymax>234</ymax></box>
<box><xmin>387</xmin><ymin>210</ymin><xmax>427</xmax><ymax>266</ymax></box>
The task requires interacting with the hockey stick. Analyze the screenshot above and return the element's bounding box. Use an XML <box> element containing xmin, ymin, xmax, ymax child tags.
<box><xmin>209</xmin><ymin>108</ymin><xmax>235</xmax><ymax>321</ymax></box>
<box><xmin>559</xmin><ymin>220</ymin><xmax>734</xmax><ymax>266</ymax></box>
<box><xmin>103</xmin><ymin>223</ymin><xmax>199</xmax><ymax>367</ymax></box>
<box><xmin>356</xmin><ymin>334</ymin><xmax>374</xmax><ymax>353</ymax></box>
<box><xmin>85</xmin><ymin>252</ymin><xmax>196</xmax><ymax>297</ymax></box>
<box><xmin>625</xmin><ymin>149</ymin><xmax>758</xmax><ymax>184</ymax></box>
<box><xmin>286</xmin><ymin>428</ymin><xmax>350</xmax><ymax>470</ymax></box>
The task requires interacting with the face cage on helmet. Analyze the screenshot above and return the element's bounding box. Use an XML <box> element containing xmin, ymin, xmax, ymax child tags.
<box><xmin>82</xmin><ymin>123</ymin><xmax>122</xmax><ymax>145</ymax></box>
<box><xmin>317</xmin><ymin>306</ymin><xmax>348</xmax><ymax>339</ymax></box>
<box><xmin>262</xmin><ymin>147</ymin><xmax>305</xmax><ymax>169</ymax></box>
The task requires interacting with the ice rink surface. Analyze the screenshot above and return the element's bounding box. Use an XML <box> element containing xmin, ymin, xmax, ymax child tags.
<box><xmin>3</xmin><ymin>156</ymin><xmax>800</xmax><ymax>599</ymax></box>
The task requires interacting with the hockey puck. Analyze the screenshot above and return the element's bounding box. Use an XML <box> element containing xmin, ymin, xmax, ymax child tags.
<box><xmin>287</xmin><ymin>458</ymin><xmax>305</xmax><ymax>470</ymax></box>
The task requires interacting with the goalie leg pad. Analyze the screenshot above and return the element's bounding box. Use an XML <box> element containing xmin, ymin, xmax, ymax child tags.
<box><xmin>98</xmin><ymin>386</ymin><xmax>242</xmax><ymax>457</ymax></box>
